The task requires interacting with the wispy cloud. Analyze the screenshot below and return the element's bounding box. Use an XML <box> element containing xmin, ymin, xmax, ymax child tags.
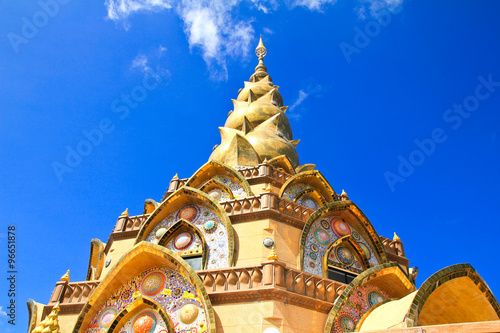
<box><xmin>288</xmin><ymin>84</ymin><xmax>324</xmax><ymax>120</ymax></box>
<box><xmin>356</xmin><ymin>0</ymin><xmax>403</xmax><ymax>19</ymax></box>
<box><xmin>131</xmin><ymin>54</ymin><xmax>150</xmax><ymax>73</ymax></box>
<box><xmin>105</xmin><ymin>0</ymin><xmax>405</xmax><ymax>79</ymax></box>
<box><xmin>0</xmin><ymin>307</ymin><xmax>7</xmax><ymax>317</ymax></box>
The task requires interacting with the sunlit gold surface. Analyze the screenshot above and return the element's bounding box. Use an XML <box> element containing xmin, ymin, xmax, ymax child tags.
<box><xmin>32</xmin><ymin>303</ymin><xmax>60</xmax><ymax>333</ymax></box>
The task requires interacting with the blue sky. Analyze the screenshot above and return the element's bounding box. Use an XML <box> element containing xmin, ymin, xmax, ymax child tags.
<box><xmin>1</xmin><ymin>0</ymin><xmax>500</xmax><ymax>331</ymax></box>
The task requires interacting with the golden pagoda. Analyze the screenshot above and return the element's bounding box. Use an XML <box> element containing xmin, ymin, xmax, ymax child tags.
<box><xmin>27</xmin><ymin>38</ymin><xmax>500</xmax><ymax>333</ymax></box>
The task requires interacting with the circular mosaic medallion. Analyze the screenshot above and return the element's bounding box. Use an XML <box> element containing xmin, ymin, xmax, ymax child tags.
<box><xmin>310</xmin><ymin>244</ymin><xmax>319</xmax><ymax>252</ymax></box>
<box><xmin>132</xmin><ymin>312</ymin><xmax>156</xmax><ymax>333</ymax></box>
<box><xmin>309</xmin><ymin>252</ymin><xmax>317</xmax><ymax>260</ymax></box>
<box><xmin>98</xmin><ymin>307</ymin><xmax>117</xmax><ymax>329</ymax></box>
<box><xmin>314</xmin><ymin>228</ymin><xmax>330</xmax><ymax>246</ymax></box>
<box><xmin>121</xmin><ymin>290</ymin><xmax>132</xmax><ymax>301</ymax></box>
<box><xmin>308</xmin><ymin>261</ymin><xmax>317</xmax><ymax>269</ymax></box>
<box><xmin>359</xmin><ymin>243</ymin><xmax>371</xmax><ymax>260</ymax></box>
<box><xmin>338</xmin><ymin>314</ymin><xmax>356</xmax><ymax>332</ymax></box>
<box><xmin>336</xmin><ymin>246</ymin><xmax>355</xmax><ymax>266</ymax></box>
<box><xmin>105</xmin><ymin>258</ymin><xmax>111</xmax><ymax>268</ymax></box>
<box><xmin>320</xmin><ymin>220</ymin><xmax>330</xmax><ymax>229</ymax></box>
<box><xmin>203</xmin><ymin>220</ymin><xmax>218</xmax><ymax>234</ymax></box>
<box><xmin>368</xmin><ymin>291</ymin><xmax>385</xmax><ymax>307</ymax></box>
<box><xmin>178</xmin><ymin>206</ymin><xmax>199</xmax><ymax>222</ymax></box>
<box><xmin>263</xmin><ymin>238</ymin><xmax>274</xmax><ymax>248</ymax></box>
<box><xmin>208</xmin><ymin>189</ymin><xmax>222</xmax><ymax>201</ymax></box>
<box><xmin>355</xmin><ymin>261</ymin><xmax>361</xmax><ymax>269</ymax></box>
<box><xmin>155</xmin><ymin>227</ymin><xmax>167</xmax><ymax>239</ymax></box>
<box><xmin>141</xmin><ymin>272</ymin><xmax>166</xmax><ymax>296</ymax></box>
<box><xmin>174</xmin><ymin>232</ymin><xmax>194</xmax><ymax>250</ymax></box>
<box><xmin>331</xmin><ymin>218</ymin><xmax>351</xmax><ymax>237</ymax></box>
<box><xmin>351</xmin><ymin>230</ymin><xmax>360</xmax><ymax>241</ymax></box>
<box><xmin>172</xmin><ymin>288</ymin><xmax>183</xmax><ymax>299</ymax></box>
<box><xmin>179</xmin><ymin>303</ymin><xmax>199</xmax><ymax>324</ymax></box>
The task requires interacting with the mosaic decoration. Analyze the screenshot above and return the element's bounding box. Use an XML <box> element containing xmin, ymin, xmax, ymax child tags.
<box><xmin>207</xmin><ymin>188</ymin><xmax>230</xmax><ymax>201</ymax></box>
<box><xmin>303</xmin><ymin>216</ymin><xmax>379</xmax><ymax>276</ymax></box>
<box><xmin>213</xmin><ymin>175</ymin><xmax>247</xmax><ymax>199</ymax></box>
<box><xmin>119</xmin><ymin>309</ymin><xmax>169</xmax><ymax>333</ymax></box>
<box><xmin>85</xmin><ymin>267</ymin><xmax>208</xmax><ymax>333</ymax></box>
<box><xmin>164</xmin><ymin>230</ymin><xmax>203</xmax><ymax>257</ymax></box>
<box><xmin>263</xmin><ymin>238</ymin><xmax>274</xmax><ymax>248</ymax></box>
<box><xmin>296</xmin><ymin>196</ymin><xmax>319</xmax><ymax>210</ymax></box>
<box><xmin>146</xmin><ymin>204</ymin><xmax>229</xmax><ymax>269</ymax></box>
<box><xmin>282</xmin><ymin>183</ymin><xmax>322</xmax><ymax>210</ymax></box>
<box><xmin>333</xmin><ymin>285</ymin><xmax>389</xmax><ymax>332</ymax></box>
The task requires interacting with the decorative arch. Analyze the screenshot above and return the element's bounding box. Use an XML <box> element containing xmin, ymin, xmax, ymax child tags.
<box><xmin>299</xmin><ymin>201</ymin><xmax>388</xmax><ymax>276</ymax></box>
<box><xmin>323</xmin><ymin>235</ymin><xmax>370</xmax><ymax>276</ymax></box>
<box><xmin>73</xmin><ymin>242</ymin><xmax>216</xmax><ymax>333</ymax></box>
<box><xmin>404</xmin><ymin>263</ymin><xmax>500</xmax><ymax>327</ymax></box>
<box><xmin>323</xmin><ymin>263</ymin><xmax>416</xmax><ymax>333</ymax></box>
<box><xmin>158</xmin><ymin>218</ymin><xmax>209</xmax><ymax>270</ymax></box>
<box><xmin>279</xmin><ymin>170</ymin><xmax>337</xmax><ymax>208</ymax></box>
<box><xmin>86</xmin><ymin>238</ymin><xmax>105</xmax><ymax>280</ymax></box>
<box><xmin>184</xmin><ymin>160</ymin><xmax>253</xmax><ymax>198</ymax></box>
<box><xmin>267</xmin><ymin>154</ymin><xmax>296</xmax><ymax>175</ymax></box>
<box><xmin>199</xmin><ymin>178</ymin><xmax>235</xmax><ymax>202</ymax></box>
<box><xmin>136</xmin><ymin>186</ymin><xmax>235</xmax><ymax>268</ymax></box>
<box><xmin>107</xmin><ymin>297</ymin><xmax>175</xmax><ymax>333</ymax></box>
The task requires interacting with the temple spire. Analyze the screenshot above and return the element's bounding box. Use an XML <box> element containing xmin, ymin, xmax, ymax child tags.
<box><xmin>251</xmin><ymin>35</ymin><xmax>268</xmax><ymax>82</ymax></box>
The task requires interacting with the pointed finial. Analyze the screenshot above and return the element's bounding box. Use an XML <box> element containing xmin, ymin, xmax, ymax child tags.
<box><xmin>268</xmin><ymin>246</ymin><xmax>279</xmax><ymax>260</ymax></box>
<box><xmin>341</xmin><ymin>189</ymin><xmax>347</xmax><ymax>196</ymax></box>
<box><xmin>173</xmin><ymin>173</ymin><xmax>179</xmax><ymax>179</ymax></box>
<box><xmin>393</xmin><ymin>232</ymin><xmax>401</xmax><ymax>242</ymax></box>
<box><xmin>121</xmin><ymin>208</ymin><xmax>129</xmax><ymax>217</ymax></box>
<box><xmin>255</xmin><ymin>35</ymin><xmax>267</xmax><ymax>58</ymax></box>
<box><xmin>31</xmin><ymin>302</ymin><xmax>60</xmax><ymax>333</ymax></box>
<box><xmin>263</xmin><ymin>158</ymin><xmax>269</xmax><ymax>163</ymax></box>
<box><xmin>263</xmin><ymin>183</ymin><xmax>273</xmax><ymax>192</ymax></box>
<box><xmin>60</xmin><ymin>270</ymin><xmax>69</xmax><ymax>283</ymax></box>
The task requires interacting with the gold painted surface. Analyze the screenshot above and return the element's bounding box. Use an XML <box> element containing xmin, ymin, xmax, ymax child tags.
<box><xmin>32</xmin><ymin>302</ymin><xmax>60</xmax><ymax>333</ymax></box>
<box><xmin>418</xmin><ymin>277</ymin><xmax>499</xmax><ymax>325</ymax></box>
<box><xmin>359</xmin><ymin>292</ymin><xmax>417</xmax><ymax>331</ymax></box>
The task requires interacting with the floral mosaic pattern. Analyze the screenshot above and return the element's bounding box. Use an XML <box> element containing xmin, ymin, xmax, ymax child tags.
<box><xmin>296</xmin><ymin>195</ymin><xmax>319</xmax><ymax>210</ymax></box>
<box><xmin>334</xmin><ymin>285</ymin><xmax>389</xmax><ymax>332</ymax></box>
<box><xmin>303</xmin><ymin>216</ymin><xmax>379</xmax><ymax>276</ymax></box>
<box><xmin>213</xmin><ymin>175</ymin><xmax>246</xmax><ymax>199</ymax></box>
<box><xmin>146</xmin><ymin>204</ymin><xmax>229</xmax><ymax>269</ymax></box>
<box><xmin>85</xmin><ymin>267</ymin><xmax>208</xmax><ymax>333</ymax></box>
<box><xmin>328</xmin><ymin>245</ymin><xmax>363</xmax><ymax>274</ymax></box>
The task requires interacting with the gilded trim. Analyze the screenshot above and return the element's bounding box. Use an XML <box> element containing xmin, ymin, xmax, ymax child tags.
<box><xmin>278</xmin><ymin>170</ymin><xmax>336</xmax><ymax>202</ymax></box>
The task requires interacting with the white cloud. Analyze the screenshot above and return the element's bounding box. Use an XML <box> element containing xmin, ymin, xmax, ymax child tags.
<box><xmin>131</xmin><ymin>53</ymin><xmax>150</xmax><ymax>73</ymax></box>
<box><xmin>0</xmin><ymin>307</ymin><xmax>7</xmax><ymax>317</ymax></box>
<box><xmin>291</xmin><ymin>0</ymin><xmax>337</xmax><ymax>11</ymax></box>
<box><xmin>356</xmin><ymin>0</ymin><xmax>403</xmax><ymax>19</ymax></box>
<box><xmin>105</xmin><ymin>0</ymin><xmax>404</xmax><ymax>79</ymax></box>
<box><xmin>289</xmin><ymin>90</ymin><xmax>308</xmax><ymax>112</ymax></box>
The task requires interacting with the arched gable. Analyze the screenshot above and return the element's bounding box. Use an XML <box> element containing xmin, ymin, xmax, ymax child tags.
<box><xmin>404</xmin><ymin>263</ymin><xmax>500</xmax><ymax>327</ymax></box>
<box><xmin>73</xmin><ymin>242</ymin><xmax>216</xmax><ymax>333</ymax></box>
<box><xmin>86</xmin><ymin>238</ymin><xmax>105</xmax><ymax>281</ymax></box>
<box><xmin>279</xmin><ymin>171</ymin><xmax>337</xmax><ymax>208</ymax></box>
<box><xmin>323</xmin><ymin>235</ymin><xmax>370</xmax><ymax>276</ymax></box>
<box><xmin>107</xmin><ymin>297</ymin><xmax>175</xmax><ymax>332</ymax></box>
<box><xmin>158</xmin><ymin>218</ymin><xmax>209</xmax><ymax>269</ymax></box>
<box><xmin>299</xmin><ymin>201</ymin><xmax>388</xmax><ymax>276</ymax></box>
<box><xmin>267</xmin><ymin>154</ymin><xmax>296</xmax><ymax>175</ymax></box>
<box><xmin>324</xmin><ymin>263</ymin><xmax>416</xmax><ymax>333</ymax></box>
<box><xmin>199</xmin><ymin>178</ymin><xmax>235</xmax><ymax>202</ymax></box>
<box><xmin>184</xmin><ymin>160</ymin><xmax>253</xmax><ymax>198</ymax></box>
<box><xmin>136</xmin><ymin>186</ymin><xmax>235</xmax><ymax>268</ymax></box>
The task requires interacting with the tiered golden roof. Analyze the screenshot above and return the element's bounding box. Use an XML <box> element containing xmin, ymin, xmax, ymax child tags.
<box><xmin>210</xmin><ymin>37</ymin><xmax>303</xmax><ymax>170</ymax></box>
<box><xmin>31</xmin><ymin>303</ymin><xmax>60</xmax><ymax>333</ymax></box>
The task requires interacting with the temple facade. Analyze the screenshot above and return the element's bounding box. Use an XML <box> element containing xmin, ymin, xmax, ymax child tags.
<box><xmin>28</xmin><ymin>38</ymin><xmax>500</xmax><ymax>333</ymax></box>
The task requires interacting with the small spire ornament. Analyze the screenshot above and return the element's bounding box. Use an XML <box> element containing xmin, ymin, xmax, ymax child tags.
<box><xmin>60</xmin><ymin>270</ymin><xmax>70</xmax><ymax>283</ymax></box>
<box><xmin>32</xmin><ymin>302</ymin><xmax>60</xmax><ymax>333</ymax></box>
<box><xmin>268</xmin><ymin>246</ymin><xmax>279</xmax><ymax>260</ymax></box>
<box><xmin>393</xmin><ymin>232</ymin><xmax>401</xmax><ymax>242</ymax></box>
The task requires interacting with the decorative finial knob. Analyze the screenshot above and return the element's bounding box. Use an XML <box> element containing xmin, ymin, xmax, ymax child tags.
<box><xmin>60</xmin><ymin>270</ymin><xmax>70</xmax><ymax>283</ymax></box>
<box><xmin>263</xmin><ymin>183</ymin><xmax>273</xmax><ymax>192</ymax></box>
<box><xmin>173</xmin><ymin>173</ymin><xmax>179</xmax><ymax>180</ymax></box>
<box><xmin>393</xmin><ymin>232</ymin><xmax>401</xmax><ymax>242</ymax></box>
<box><xmin>268</xmin><ymin>246</ymin><xmax>279</xmax><ymax>260</ymax></box>
<box><xmin>121</xmin><ymin>208</ymin><xmax>129</xmax><ymax>217</ymax></box>
<box><xmin>256</xmin><ymin>35</ymin><xmax>267</xmax><ymax>58</ymax></box>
